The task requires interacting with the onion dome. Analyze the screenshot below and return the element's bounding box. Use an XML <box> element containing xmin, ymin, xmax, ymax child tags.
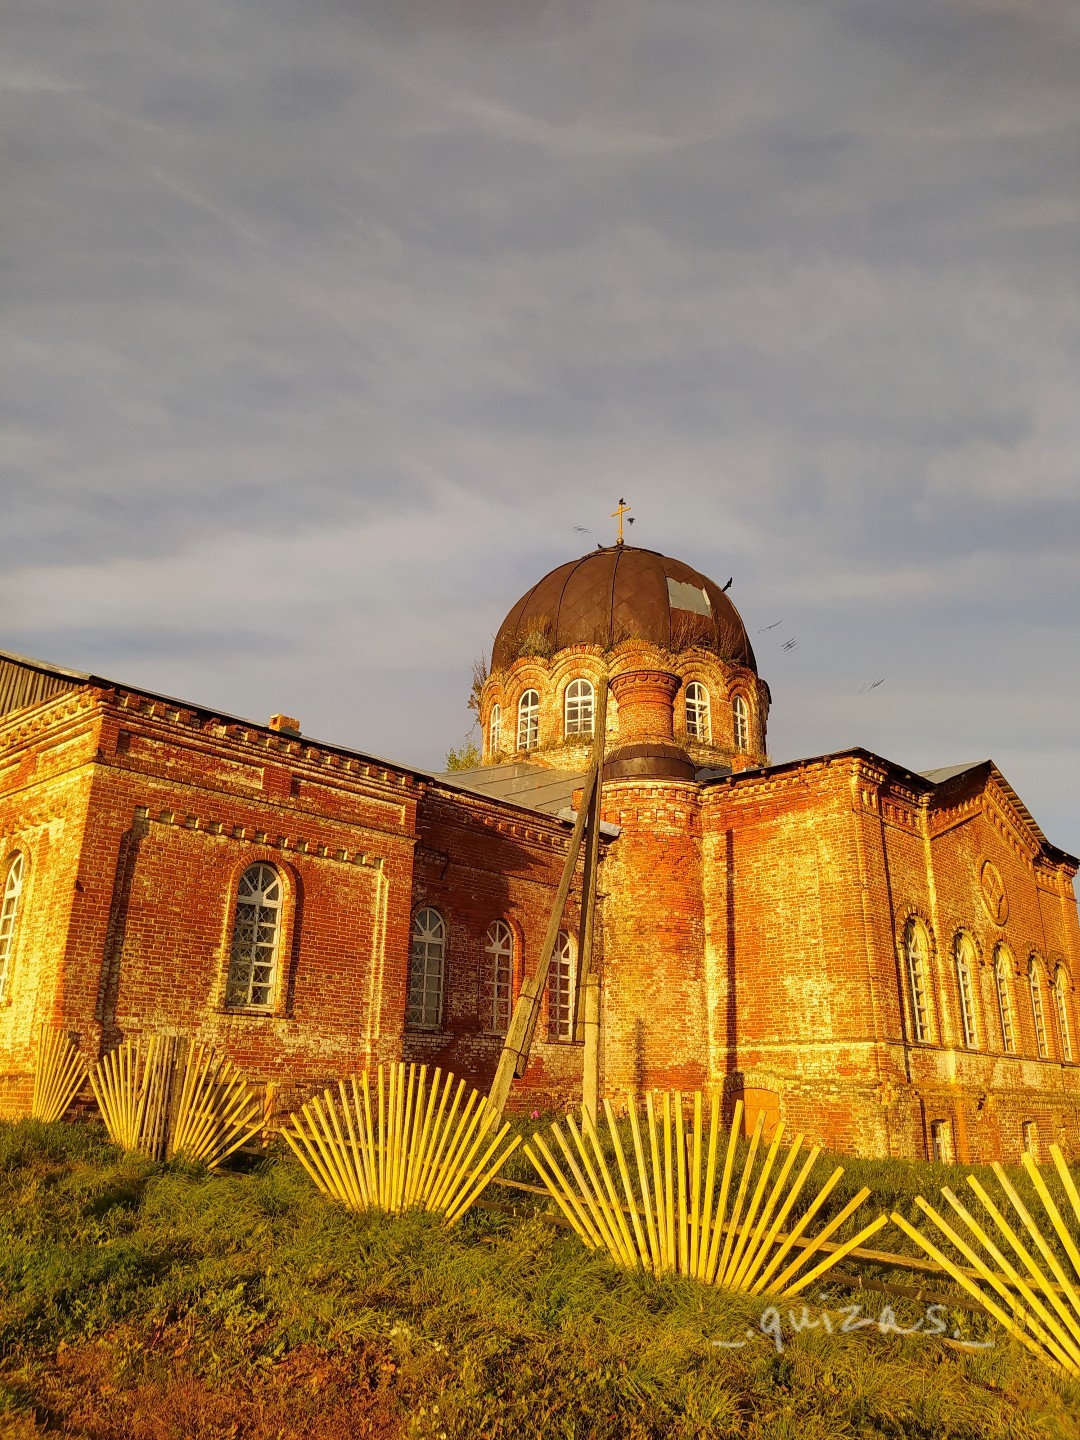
<box><xmin>491</xmin><ymin>546</ymin><xmax>755</xmax><ymax>671</ymax></box>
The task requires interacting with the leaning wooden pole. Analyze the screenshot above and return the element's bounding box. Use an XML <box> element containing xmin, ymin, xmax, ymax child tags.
<box><xmin>576</xmin><ymin>678</ymin><xmax>608</xmax><ymax>1122</ymax></box>
<box><xmin>487</xmin><ymin>763</ymin><xmax>598</xmax><ymax>1118</ymax></box>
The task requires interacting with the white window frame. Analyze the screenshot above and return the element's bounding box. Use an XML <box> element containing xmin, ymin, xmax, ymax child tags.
<box><xmin>954</xmin><ymin>933</ymin><xmax>978</xmax><ymax>1049</ymax></box>
<box><xmin>547</xmin><ymin>930</ymin><xmax>575</xmax><ymax>1042</ymax></box>
<box><xmin>564</xmin><ymin>678</ymin><xmax>594</xmax><ymax>738</ymax></box>
<box><xmin>685</xmin><ymin>682</ymin><xmax>711</xmax><ymax>743</ymax></box>
<box><xmin>995</xmin><ymin>947</ymin><xmax>1017</xmax><ymax>1055</ymax></box>
<box><xmin>1030</xmin><ymin>960</ymin><xmax>1049</xmax><ymax>1059</ymax></box>
<box><xmin>905</xmin><ymin>919</ymin><xmax>932</xmax><ymax>1044</ymax></box>
<box><xmin>930</xmin><ymin>1119</ymin><xmax>954</xmax><ymax>1164</ymax></box>
<box><xmin>0</xmin><ymin>853</ymin><xmax>25</xmax><ymax>1001</ymax></box>
<box><xmin>732</xmin><ymin>694</ymin><xmax>750</xmax><ymax>752</ymax></box>
<box><xmin>225</xmin><ymin>863</ymin><xmax>283</xmax><ymax>1010</ymax></box>
<box><xmin>489</xmin><ymin>703</ymin><xmax>502</xmax><ymax>758</ymax></box>
<box><xmin>1054</xmin><ymin>967</ymin><xmax>1074</xmax><ymax>1062</ymax></box>
<box><xmin>485</xmin><ymin>919</ymin><xmax>515</xmax><ymax>1034</ymax></box>
<box><xmin>408</xmin><ymin>907</ymin><xmax>445</xmax><ymax>1029</ymax></box>
<box><xmin>1022</xmin><ymin>1120</ymin><xmax>1039</xmax><ymax>1160</ymax></box>
<box><xmin>517</xmin><ymin>690</ymin><xmax>539</xmax><ymax>751</ymax></box>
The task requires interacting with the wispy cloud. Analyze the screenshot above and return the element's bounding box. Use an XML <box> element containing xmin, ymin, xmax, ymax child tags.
<box><xmin>2</xmin><ymin>0</ymin><xmax>1079</xmax><ymax>847</ymax></box>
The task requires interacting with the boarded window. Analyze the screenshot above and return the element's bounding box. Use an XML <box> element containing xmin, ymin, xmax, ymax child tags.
<box><xmin>954</xmin><ymin>933</ymin><xmax>978</xmax><ymax>1049</ymax></box>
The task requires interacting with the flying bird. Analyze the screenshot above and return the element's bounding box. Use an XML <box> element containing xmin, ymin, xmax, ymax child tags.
<box><xmin>860</xmin><ymin>677</ymin><xmax>887</xmax><ymax>694</ymax></box>
<box><xmin>572</xmin><ymin>525</ymin><xmax>590</xmax><ymax>534</ymax></box>
<box><xmin>781</xmin><ymin>637</ymin><xmax>798</xmax><ymax>652</ymax></box>
<box><xmin>758</xmin><ymin>620</ymin><xmax>782</xmax><ymax>633</ymax></box>
<box><xmin>721</xmin><ymin>577</ymin><xmax>733</xmax><ymax>592</ymax></box>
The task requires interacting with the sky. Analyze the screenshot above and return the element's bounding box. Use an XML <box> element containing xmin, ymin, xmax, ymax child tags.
<box><xmin>3</xmin><ymin>0</ymin><xmax>1079</xmax><ymax>853</ymax></box>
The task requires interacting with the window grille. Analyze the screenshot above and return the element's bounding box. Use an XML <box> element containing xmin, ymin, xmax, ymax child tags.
<box><xmin>489</xmin><ymin>704</ymin><xmax>501</xmax><ymax>757</ymax></box>
<box><xmin>517</xmin><ymin>691</ymin><xmax>539</xmax><ymax>751</ymax></box>
<box><xmin>1030</xmin><ymin>961</ymin><xmax>1049</xmax><ymax>1059</ymax></box>
<box><xmin>1054</xmin><ymin>967</ymin><xmax>1074</xmax><ymax>1062</ymax></box>
<box><xmin>685</xmin><ymin>683</ymin><xmax>711</xmax><ymax>743</ymax></box>
<box><xmin>0</xmin><ymin>853</ymin><xmax>25</xmax><ymax>1001</ymax></box>
<box><xmin>225</xmin><ymin>863</ymin><xmax>282</xmax><ymax>1009</ymax></box>
<box><xmin>547</xmin><ymin>931</ymin><xmax>574</xmax><ymax>1042</ymax></box>
<box><xmin>485</xmin><ymin>920</ymin><xmax>514</xmax><ymax>1033</ymax></box>
<box><xmin>564</xmin><ymin>679</ymin><xmax>594</xmax><ymax>737</ymax></box>
<box><xmin>930</xmin><ymin>1119</ymin><xmax>954</xmax><ymax>1164</ymax></box>
<box><xmin>733</xmin><ymin>694</ymin><xmax>749</xmax><ymax>752</ymax></box>
<box><xmin>954</xmin><ymin>933</ymin><xmax>978</xmax><ymax>1049</ymax></box>
<box><xmin>408</xmin><ymin>907</ymin><xmax>445</xmax><ymax>1028</ymax></box>
<box><xmin>995</xmin><ymin>947</ymin><xmax>1016</xmax><ymax>1054</ymax></box>
<box><xmin>905</xmin><ymin>919</ymin><xmax>932</xmax><ymax>1043</ymax></box>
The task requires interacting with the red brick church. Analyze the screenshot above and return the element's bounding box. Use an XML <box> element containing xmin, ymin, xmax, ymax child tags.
<box><xmin>1</xmin><ymin>540</ymin><xmax>1077</xmax><ymax>1162</ymax></box>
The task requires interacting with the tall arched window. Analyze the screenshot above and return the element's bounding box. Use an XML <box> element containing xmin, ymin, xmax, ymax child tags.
<box><xmin>904</xmin><ymin>918</ymin><xmax>933</xmax><ymax>1043</ymax></box>
<box><xmin>732</xmin><ymin>694</ymin><xmax>750</xmax><ymax>752</ymax></box>
<box><xmin>0</xmin><ymin>853</ymin><xmax>25</xmax><ymax>1001</ymax></box>
<box><xmin>1029</xmin><ymin>958</ymin><xmax>1049</xmax><ymax>1059</ymax></box>
<box><xmin>226</xmin><ymin>863</ymin><xmax>282</xmax><ymax>1010</ymax></box>
<box><xmin>1053</xmin><ymin>967</ymin><xmax>1074</xmax><ymax>1062</ymax></box>
<box><xmin>547</xmin><ymin>931</ymin><xmax>575</xmax><ymax>1042</ymax></box>
<box><xmin>954</xmin><ymin>932</ymin><xmax>979</xmax><ymax>1049</ymax></box>
<box><xmin>485</xmin><ymin>920</ymin><xmax>515</xmax><ymax>1034</ymax></box>
<box><xmin>489</xmin><ymin>704</ymin><xmax>502</xmax><ymax>758</ymax></box>
<box><xmin>685</xmin><ymin>683</ymin><xmax>711</xmax><ymax>743</ymax></box>
<box><xmin>994</xmin><ymin>946</ymin><xmax>1017</xmax><ymax>1054</ymax></box>
<box><xmin>408</xmin><ymin>907</ymin><xmax>445</xmax><ymax>1028</ymax></box>
<box><xmin>517</xmin><ymin>690</ymin><xmax>539</xmax><ymax>751</ymax></box>
<box><xmin>564</xmin><ymin>678</ymin><xmax>594</xmax><ymax>737</ymax></box>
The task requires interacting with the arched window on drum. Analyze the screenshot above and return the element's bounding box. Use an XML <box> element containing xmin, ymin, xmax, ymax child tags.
<box><xmin>685</xmin><ymin>683</ymin><xmax>711</xmax><ymax>743</ymax></box>
<box><xmin>732</xmin><ymin>694</ymin><xmax>750</xmax><ymax>752</ymax></box>
<box><xmin>517</xmin><ymin>691</ymin><xmax>539</xmax><ymax>751</ymax></box>
<box><xmin>488</xmin><ymin>704</ymin><xmax>502</xmax><ymax>758</ymax></box>
<box><xmin>564</xmin><ymin>679</ymin><xmax>594</xmax><ymax>738</ymax></box>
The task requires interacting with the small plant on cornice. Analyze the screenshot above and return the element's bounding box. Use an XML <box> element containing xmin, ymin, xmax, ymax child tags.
<box><xmin>514</xmin><ymin>615</ymin><xmax>555</xmax><ymax>660</ymax></box>
<box><xmin>467</xmin><ymin>653</ymin><xmax>489</xmax><ymax>714</ymax></box>
<box><xmin>669</xmin><ymin>612</ymin><xmax>716</xmax><ymax>654</ymax></box>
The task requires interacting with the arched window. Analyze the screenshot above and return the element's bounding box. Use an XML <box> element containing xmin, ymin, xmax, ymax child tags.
<box><xmin>904</xmin><ymin>918</ymin><xmax>932</xmax><ymax>1043</ymax></box>
<box><xmin>564</xmin><ymin>679</ymin><xmax>594</xmax><ymax>737</ymax></box>
<box><xmin>517</xmin><ymin>691</ymin><xmax>539</xmax><ymax>751</ymax></box>
<box><xmin>994</xmin><ymin>946</ymin><xmax>1017</xmax><ymax>1054</ymax></box>
<box><xmin>485</xmin><ymin>920</ymin><xmax>515</xmax><ymax>1034</ymax></box>
<box><xmin>489</xmin><ymin>704</ymin><xmax>502</xmax><ymax>758</ymax></box>
<box><xmin>408</xmin><ymin>908</ymin><xmax>445</xmax><ymax>1028</ymax></box>
<box><xmin>954</xmin><ymin>932</ymin><xmax>978</xmax><ymax>1049</ymax></box>
<box><xmin>1053</xmin><ymin>967</ymin><xmax>1074</xmax><ymax>1062</ymax></box>
<box><xmin>1029</xmin><ymin>959</ymin><xmax>1049</xmax><ymax>1059</ymax></box>
<box><xmin>685</xmin><ymin>682</ymin><xmax>711</xmax><ymax>743</ymax></box>
<box><xmin>225</xmin><ymin>863</ymin><xmax>282</xmax><ymax>1010</ymax></box>
<box><xmin>0</xmin><ymin>853</ymin><xmax>25</xmax><ymax>1001</ymax></box>
<box><xmin>732</xmin><ymin>694</ymin><xmax>750</xmax><ymax>752</ymax></box>
<box><xmin>547</xmin><ymin>931</ymin><xmax>575</xmax><ymax>1042</ymax></box>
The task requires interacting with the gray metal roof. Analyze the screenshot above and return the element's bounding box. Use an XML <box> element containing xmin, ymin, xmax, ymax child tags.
<box><xmin>434</xmin><ymin>761</ymin><xmax>586</xmax><ymax>816</ymax></box>
<box><xmin>918</xmin><ymin>762</ymin><xmax>985</xmax><ymax>786</ymax></box>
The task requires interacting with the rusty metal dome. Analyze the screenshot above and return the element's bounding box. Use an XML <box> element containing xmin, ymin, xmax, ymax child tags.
<box><xmin>491</xmin><ymin>546</ymin><xmax>757</xmax><ymax>672</ymax></box>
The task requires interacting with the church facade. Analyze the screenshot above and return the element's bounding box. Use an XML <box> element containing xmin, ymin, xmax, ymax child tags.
<box><xmin>1</xmin><ymin>542</ymin><xmax>1077</xmax><ymax>1162</ymax></box>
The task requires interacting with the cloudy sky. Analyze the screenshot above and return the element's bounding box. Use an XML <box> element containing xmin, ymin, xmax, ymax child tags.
<box><xmin>3</xmin><ymin>0</ymin><xmax>1079</xmax><ymax>852</ymax></box>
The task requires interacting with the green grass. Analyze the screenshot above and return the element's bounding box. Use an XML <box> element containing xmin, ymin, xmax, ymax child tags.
<box><xmin>0</xmin><ymin>1119</ymin><xmax>1077</xmax><ymax>1439</ymax></box>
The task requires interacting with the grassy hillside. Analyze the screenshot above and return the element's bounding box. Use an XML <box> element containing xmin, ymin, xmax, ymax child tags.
<box><xmin>0</xmin><ymin>1120</ymin><xmax>1077</xmax><ymax>1440</ymax></box>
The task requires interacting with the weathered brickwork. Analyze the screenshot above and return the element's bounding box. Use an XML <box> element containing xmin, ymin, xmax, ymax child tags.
<box><xmin>1</xmin><ymin>538</ymin><xmax>1077</xmax><ymax>1167</ymax></box>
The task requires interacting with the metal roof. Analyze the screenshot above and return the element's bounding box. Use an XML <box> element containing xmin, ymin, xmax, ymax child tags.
<box><xmin>434</xmin><ymin>761</ymin><xmax>587</xmax><ymax>816</ymax></box>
